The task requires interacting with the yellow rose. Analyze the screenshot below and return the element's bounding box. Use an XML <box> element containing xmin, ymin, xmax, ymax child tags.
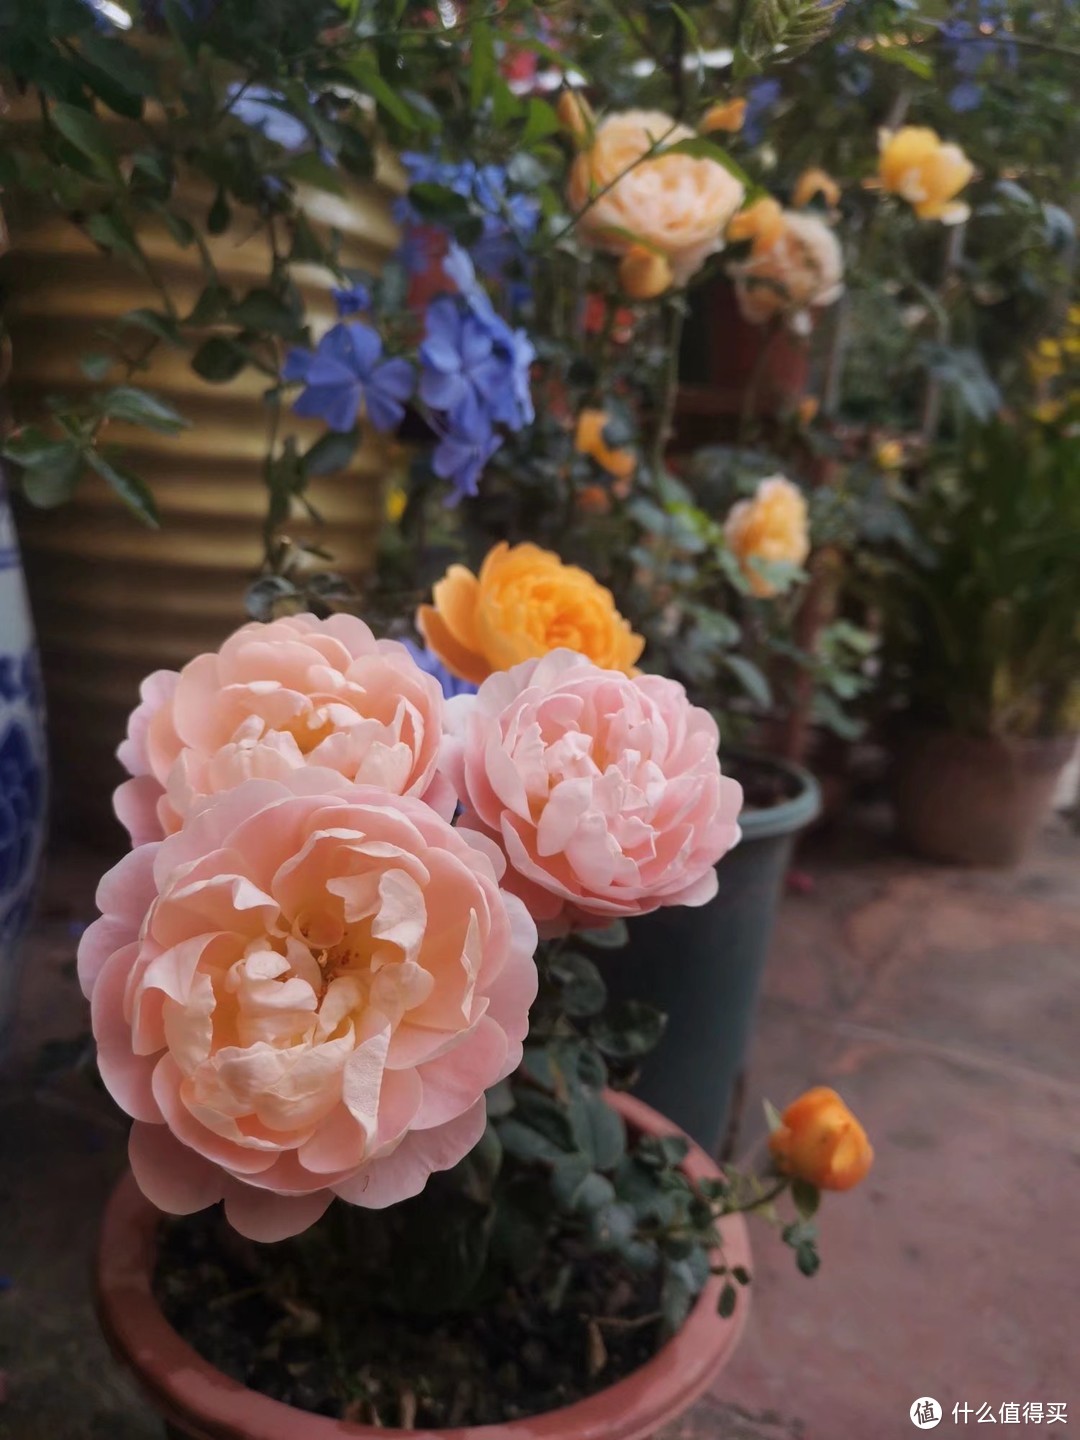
<box><xmin>568</xmin><ymin>109</ymin><xmax>745</xmax><ymax>286</ymax></box>
<box><xmin>619</xmin><ymin>246</ymin><xmax>674</xmax><ymax>300</ymax></box>
<box><xmin>700</xmin><ymin>98</ymin><xmax>747</xmax><ymax>134</ymax></box>
<box><xmin>727</xmin><ymin>195</ymin><xmax>786</xmax><ymax>249</ymax></box>
<box><xmin>792</xmin><ymin>166</ymin><xmax>840</xmax><ymax>210</ymax></box>
<box><xmin>769</xmin><ymin>1087</ymin><xmax>874</xmax><ymax>1192</ymax></box>
<box><xmin>878</xmin><ymin>126</ymin><xmax>973</xmax><ymax>224</ymax></box>
<box><xmin>417</xmin><ymin>542</ymin><xmax>645</xmax><ymax>684</ymax></box>
<box><xmin>724</xmin><ymin>474</ymin><xmax>810</xmax><ymax>597</ymax></box>
<box><xmin>730</xmin><ymin>210</ymin><xmax>844</xmax><ymax>331</ymax></box>
<box><xmin>575</xmin><ymin>408</ymin><xmax>637</xmax><ymax>482</ymax></box>
<box><xmin>874</xmin><ymin>439</ymin><xmax>904</xmax><ymax>470</ymax></box>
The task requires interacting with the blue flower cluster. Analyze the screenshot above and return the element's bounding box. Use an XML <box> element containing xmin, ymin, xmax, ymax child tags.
<box><xmin>285</xmin><ymin>290</ymin><xmax>413</xmax><ymax>434</ymax></box>
<box><xmin>941</xmin><ymin>0</ymin><xmax>1018</xmax><ymax>112</ymax></box>
<box><xmin>397</xmin><ymin>154</ymin><xmax>541</xmax><ymax>281</ymax></box>
<box><xmin>419</xmin><ymin>245</ymin><xmax>535</xmax><ymax>503</ymax></box>
<box><xmin>741</xmin><ymin>79</ymin><xmax>782</xmax><ymax>146</ymax></box>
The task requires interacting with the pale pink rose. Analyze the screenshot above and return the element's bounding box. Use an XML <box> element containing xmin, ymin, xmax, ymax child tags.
<box><xmin>115</xmin><ymin>614</ymin><xmax>453</xmax><ymax>845</ymax></box>
<box><xmin>443</xmin><ymin>650</ymin><xmax>743</xmax><ymax>935</ymax></box>
<box><xmin>77</xmin><ymin>773</ymin><xmax>538</xmax><ymax>1241</ymax></box>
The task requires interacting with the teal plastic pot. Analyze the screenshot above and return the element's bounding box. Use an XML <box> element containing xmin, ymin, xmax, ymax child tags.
<box><xmin>596</xmin><ymin>754</ymin><xmax>820</xmax><ymax>1155</ymax></box>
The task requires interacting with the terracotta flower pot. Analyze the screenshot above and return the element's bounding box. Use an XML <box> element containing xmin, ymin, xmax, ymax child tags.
<box><xmin>892</xmin><ymin>728</ymin><xmax>1079</xmax><ymax>868</ymax></box>
<box><xmin>95</xmin><ymin>1090</ymin><xmax>751</xmax><ymax>1440</ymax></box>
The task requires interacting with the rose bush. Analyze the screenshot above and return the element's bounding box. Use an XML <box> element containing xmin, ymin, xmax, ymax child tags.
<box><xmin>77</xmin><ymin>772</ymin><xmax>538</xmax><ymax>1241</ymax></box>
<box><xmin>442</xmin><ymin>649</ymin><xmax>743</xmax><ymax>934</ymax></box>
<box><xmin>418</xmin><ymin>542</ymin><xmax>645</xmax><ymax>684</ymax></box>
<box><xmin>115</xmin><ymin>614</ymin><xmax>452</xmax><ymax>844</ymax></box>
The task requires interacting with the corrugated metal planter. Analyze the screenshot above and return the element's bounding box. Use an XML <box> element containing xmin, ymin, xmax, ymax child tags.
<box><xmin>3</xmin><ymin>173</ymin><xmax>401</xmax><ymax>841</ymax></box>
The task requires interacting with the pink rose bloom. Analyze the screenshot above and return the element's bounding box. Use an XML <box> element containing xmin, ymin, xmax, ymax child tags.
<box><xmin>77</xmin><ymin>773</ymin><xmax>537</xmax><ymax>1241</ymax></box>
<box><xmin>443</xmin><ymin>650</ymin><xmax>743</xmax><ymax>935</ymax></box>
<box><xmin>115</xmin><ymin>614</ymin><xmax>453</xmax><ymax>844</ymax></box>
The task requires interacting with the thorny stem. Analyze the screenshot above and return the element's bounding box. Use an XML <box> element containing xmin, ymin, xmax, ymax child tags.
<box><xmin>549</xmin><ymin>122</ymin><xmax>682</xmax><ymax>246</ymax></box>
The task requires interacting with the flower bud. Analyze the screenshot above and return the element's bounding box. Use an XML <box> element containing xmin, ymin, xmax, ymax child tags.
<box><xmin>769</xmin><ymin>1087</ymin><xmax>874</xmax><ymax>1191</ymax></box>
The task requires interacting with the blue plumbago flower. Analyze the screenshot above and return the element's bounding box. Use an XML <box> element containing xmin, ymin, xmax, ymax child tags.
<box><xmin>226</xmin><ymin>85</ymin><xmax>311</xmax><ymax>152</ymax></box>
<box><xmin>397</xmin><ymin>159</ymin><xmax>539</xmax><ymax>283</ymax></box>
<box><xmin>948</xmin><ymin>80</ymin><xmax>984</xmax><ymax>112</ymax></box>
<box><xmin>292</xmin><ymin>323</ymin><xmax>414</xmax><ymax>433</ymax></box>
<box><xmin>433</xmin><ymin>417</ymin><xmax>503</xmax><ymax>503</ymax></box>
<box><xmin>332</xmin><ymin>282</ymin><xmax>371</xmax><ymax>317</ymax></box>
<box><xmin>282</xmin><ymin>347</ymin><xmax>313</xmax><ymax>384</ymax></box>
<box><xmin>742</xmin><ymin>78</ymin><xmax>781</xmax><ymax>146</ymax></box>
<box><xmin>403</xmin><ymin>640</ymin><xmax>478</xmax><ymax>699</ymax></box>
<box><xmin>419</xmin><ymin>299</ymin><xmax>512</xmax><ymax>418</ymax></box>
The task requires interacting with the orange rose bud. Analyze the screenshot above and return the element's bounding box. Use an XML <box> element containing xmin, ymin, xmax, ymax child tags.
<box><xmin>700</xmin><ymin>98</ymin><xmax>747</xmax><ymax>134</ymax></box>
<box><xmin>619</xmin><ymin>246</ymin><xmax>673</xmax><ymax>300</ymax></box>
<box><xmin>575</xmin><ymin>408</ymin><xmax>637</xmax><ymax>481</ymax></box>
<box><xmin>769</xmin><ymin>1087</ymin><xmax>874</xmax><ymax>1192</ymax></box>
<box><xmin>792</xmin><ymin>167</ymin><xmax>841</xmax><ymax>210</ymax></box>
<box><xmin>577</xmin><ymin>483</ymin><xmax>612</xmax><ymax>516</ymax></box>
<box><xmin>727</xmin><ymin>196</ymin><xmax>785</xmax><ymax>251</ymax></box>
<box><xmin>557</xmin><ymin>88</ymin><xmax>594</xmax><ymax>142</ymax></box>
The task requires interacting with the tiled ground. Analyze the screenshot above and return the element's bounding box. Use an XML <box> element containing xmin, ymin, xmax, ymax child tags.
<box><xmin>1</xmin><ymin>807</ymin><xmax>1078</xmax><ymax>1440</ymax></box>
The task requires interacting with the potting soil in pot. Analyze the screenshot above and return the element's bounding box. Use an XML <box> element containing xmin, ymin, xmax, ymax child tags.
<box><xmin>155</xmin><ymin>1195</ymin><xmax>668</xmax><ymax>1427</ymax></box>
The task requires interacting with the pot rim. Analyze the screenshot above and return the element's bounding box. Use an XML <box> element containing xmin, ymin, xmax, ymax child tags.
<box><xmin>728</xmin><ymin>751</ymin><xmax>822</xmax><ymax>843</ymax></box>
<box><xmin>96</xmin><ymin>1090</ymin><xmax>751</xmax><ymax>1440</ymax></box>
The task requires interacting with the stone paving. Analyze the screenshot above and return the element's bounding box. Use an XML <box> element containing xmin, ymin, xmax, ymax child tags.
<box><xmin>1</xmin><ymin>807</ymin><xmax>1077</xmax><ymax>1439</ymax></box>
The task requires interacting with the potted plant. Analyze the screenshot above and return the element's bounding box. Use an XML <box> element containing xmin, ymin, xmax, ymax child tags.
<box><xmin>881</xmin><ymin>393</ymin><xmax>1080</xmax><ymax>866</ymax></box>
<box><xmin>80</xmin><ymin>606</ymin><xmax>874</xmax><ymax>1436</ymax></box>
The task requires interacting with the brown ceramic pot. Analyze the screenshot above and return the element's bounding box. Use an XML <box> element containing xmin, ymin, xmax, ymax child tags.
<box><xmin>893</xmin><ymin>728</ymin><xmax>1078</xmax><ymax>867</ymax></box>
<box><xmin>95</xmin><ymin>1091</ymin><xmax>751</xmax><ymax>1440</ymax></box>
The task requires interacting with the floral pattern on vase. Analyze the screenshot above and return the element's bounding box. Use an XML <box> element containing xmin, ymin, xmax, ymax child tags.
<box><xmin>0</xmin><ymin>471</ymin><xmax>48</xmax><ymax>1057</ymax></box>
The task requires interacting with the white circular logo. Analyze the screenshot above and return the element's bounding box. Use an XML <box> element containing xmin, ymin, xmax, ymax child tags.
<box><xmin>910</xmin><ymin>1398</ymin><xmax>942</xmax><ymax>1429</ymax></box>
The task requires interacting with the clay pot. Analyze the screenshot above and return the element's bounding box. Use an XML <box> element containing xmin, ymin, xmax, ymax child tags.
<box><xmin>2</xmin><ymin>162</ymin><xmax>401</xmax><ymax>842</ymax></box>
<box><xmin>893</xmin><ymin>728</ymin><xmax>1079</xmax><ymax>868</ymax></box>
<box><xmin>95</xmin><ymin>1090</ymin><xmax>751</xmax><ymax>1440</ymax></box>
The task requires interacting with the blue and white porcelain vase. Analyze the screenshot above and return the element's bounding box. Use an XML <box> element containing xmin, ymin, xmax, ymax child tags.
<box><xmin>0</xmin><ymin>470</ymin><xmax>48</xmax><ymax>1058</ymax></box>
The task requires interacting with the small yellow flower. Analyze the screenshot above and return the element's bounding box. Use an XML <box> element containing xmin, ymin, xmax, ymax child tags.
<box><xmin>798</xmin><ymin>396</ymin><xmax>820</xmax><ymax>426</ymax></box>
<box><xmin>1032</xmin><ymin>400</ymin><xmax>1064</xmax><ymax>424</ymax></box>
<box><xmin>384</xmin><ymin>484</ymin><xmax>407</xmax><ymax>523</ymax></box>
<box><xmin>878</xmin><ymin>126</ymin><xmax>973</xmax><ymax>224</ymax></box>
<box><xmin>575</xmin><ymin>409</ymin><xmax>637</xmax><ymax>482</ymax></box>
<box><xmin>874</xmin><ymin>439</ymin><xmax>904</xmax><ymax>470</ymax></box>
<box><xmin>792</xmin><ymin>167</ymin><xmax>840</xmax><ymax>210</ymax></box>
<box><xmin>618</xmin><ymin>246</ymin><xmax>673</xmax><ymax>300</ymax></box>
<box><xmin>700</xmin><ymin>98</ymin><xmax>747</xmax><ymax>134</ymax></box>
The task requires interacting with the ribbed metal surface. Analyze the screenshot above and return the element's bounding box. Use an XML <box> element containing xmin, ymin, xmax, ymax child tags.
<box><xmin>4</xmin><ymin>173</ymin><xmax>402</xmax><ymax>841</ymax></box>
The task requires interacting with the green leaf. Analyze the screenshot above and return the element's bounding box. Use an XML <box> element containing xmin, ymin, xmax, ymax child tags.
<box><xmin>80</xmin><ymin>353</ymin><xmax>113</xmax><ymax>381</ymax></box>
<box><xmin>207</xmin><ymin>187</ymin><xmax>230</xmax><ymax>236</ymax></box>
<box><xmin>718</xmin><ymin>1281</ymin><xmax>738</xmax><ymax>1319</ymax></box>
<box><xmin>285</xmin><ymin>152</ymin><xmax>346</xmax><ymax>196</ymax></box>
<box><xmin>791</xmin><ymin>1177</ymin><xmax>820</xmax><ymax>1219</ymax></box>
<box><xmin>763</xmin><ymin>1098</ymin><xmax>783</xmax><ymax>1132</ymax></box>
<box><xmin>408</xmin><ymin>182</ymin><xmax>472</xmax><ymax>225</ymax></box>
<box><xmin>550</xmin><ymin>1152</ymin><xmax>593</xmax><ymax>1207</ymax></box>
<box><xmin>229</xmin><ymin>288</ymin><xmax>303</xmax><ymax>339</ymax></box>
<box><xmin>470</xmin><ymin>21</ymin><xmax>496</xmax><ymax>108</ymax></box>
<box><xmin>17</xmin><ymin>443</ymin><xmax>82</xmax><ymax>508</ymax></box>
<box><xmin>84</xmin><ymin>449</ymin><xmax>160</xmax><ymax>527</ymax></box>
<box><xmin>568</xmin><ymin>1091</ymin><xmax>626</xmax><ymax>1171</ymax></box>
<box><xmin>722</xmin><ymin>653</ymin><xmax>772</xmax><ymax>709</ymax></box>
<box><xmin>186</xmin><ymin>286</ymin><xmax>229</xmax><ymax>326</ymax></box>
<box><xmin>498</xmin><ymin>1119</ymin><xmax>568</xmax><ymax>1164</ymax></box>
<box><xmin>585</xmin><ymin>1200</ymin><xmax>637</xmax><ymax>1251</ymax></box>
<box><xmin>80</xmin><ymin>33</ymin><xmax>159</xmax><ymax>99</ymax></box>
<box><xmin>121</xmin><ymin>308</ymin><xmax>182</xmax><ymax>346</ymax></box>
<box><xmin>521</xmin><ymin>97</ymin><xmax>559</xmax><ymax>147</ymax></box>
<box><xmin>796</xmin><ymin>1242</ymin><xmax>820</xmax><ymax>1277</ymax></box>
<box><xmin>590</xmin><ymin>1000</ymin><xmax>667</xmax><ymax>1060</ymax></box>
<box><xmin>548</xmin><ymin>952</ymin><xmax>607</xmax><ymax>1018</ymax></box>
<box><xmin>869</xmin><ymin>42</ymin><xmax>933</xmax><ymax>79</ymax></box>
<box><xmin>86</xmin><ymin>210</ymin><xmax>140</xmax><ymax>260</ymax></box>
<box><xmin>98</xmin><ymin>386</ymin><xmax>188</xmax><ymax>434</ymax></box>
<box><xmin>50</xmin><ymin>101</ymin><xmax>120</xmax><ymax>178</ymax></box>
<box><xmin>304</xmin><ymin>429</ymin><xmax>360</xmax><ymax>478</ymax></box>
<box><xmin>2</xmin><ymin>428</ymin><xmax>76</xmax><ymax>469</ymax></box>
<box><xmin>347</xmin><ymin>56</ymin><xmax>434</xmax><ymax>131</ymax></box>
<box><xmin>578</xmin><ymin>919</ymin><xmax>629</xmax><ymax>950</ymax></box>
<box><xmin>191</xmin><ymin>337</ymin><xmax>246</xmax><ymax>383</ymax></box>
